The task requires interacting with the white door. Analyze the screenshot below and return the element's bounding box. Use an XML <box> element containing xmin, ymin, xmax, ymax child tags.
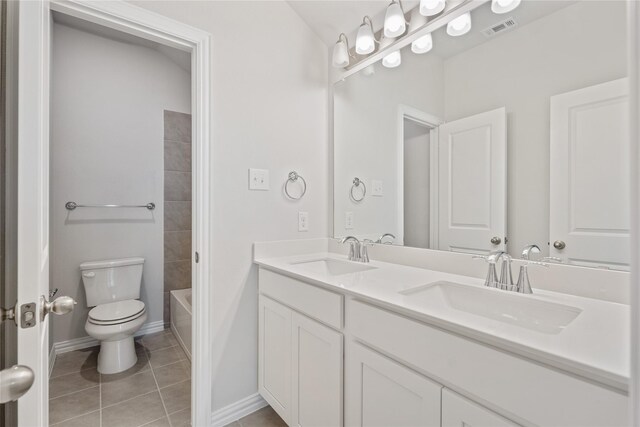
<box><xmin>442</xmin><ymin>389</ymin><xmax>519</xmax><ymax>427</ymax></box>
<box><xmin>258</xmin><ymin>296</ymin><xmax>292</xmax><ymax>424</ymax></box>
<box><xmin>437</xmin><ymin>108</ymin><xmax>507</xmax><ymax>254</ymax></box>
<box><xmin>345</xmin><ymin>342</ymin><xmax>442</xmax><ymax>427</ymax></box>
<box><xmin>549</xmin><ymin>78</ymin><xmax>629</xmax><ymax>269</ymax></box>
<box><xmin>291</xmin><ymin>312</ymin><xmax>342</xmax><ymax>427</ymax></box>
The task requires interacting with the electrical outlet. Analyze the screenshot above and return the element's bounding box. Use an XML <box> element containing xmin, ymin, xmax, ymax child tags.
<box><xmin>371</xmin><ymin>180</ymin><xmax>383</xmax><ymax>196</ymax></box>
<box><xmin>345</xmin><ymin>212</ymin><xmax>354</xmax><ymax>229</ymax></box>
<box><xmin>298</xmin><ymin>211</ymin><xmax>309</xmax><ymax>232</ymax></box>
<box><xmin>249</xmin><ymin>168</ymin><xmax>269</xmax><ymax>190</ymax></box>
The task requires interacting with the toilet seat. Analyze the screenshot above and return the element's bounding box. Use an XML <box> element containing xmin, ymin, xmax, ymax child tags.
<box><xmin>88</xmin><ymin>300</ymin><xmax>146</xmax><ymax>326</ymax></box>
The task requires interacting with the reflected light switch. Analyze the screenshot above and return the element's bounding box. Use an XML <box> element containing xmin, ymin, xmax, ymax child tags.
<box><xmin>371</xmin><ymin>180</ymin><xmax>383</xmax><ymax>196</ymax></box>
<box><xmin>249</xmin><ymin>168</ymin><xmax>269</xmax><ymax>190</ymax></box>
<box><xmin>345</xmin><ymin>212</ymin><xmax>354</xmax><ymax>229</ymax></box>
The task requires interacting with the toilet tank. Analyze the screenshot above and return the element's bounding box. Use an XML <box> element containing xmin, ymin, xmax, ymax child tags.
<box><xmin>80</xmin><ymin>257</ymin><xmax>145</xmax><ymax>307</ymax></box>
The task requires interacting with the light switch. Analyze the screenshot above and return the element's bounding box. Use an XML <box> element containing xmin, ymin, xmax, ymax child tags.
<box><xmin>345</xmin><ymin>212</ymin><xmax>354</xmax><ymax>229</ymax></box>
<box><xmin>298</xmin><ymin>211</ymin><xmax>309</xmax><ymax>232</ymax></box>
<box><xmin>249</xmin><ymin>168</ymin><xmax>269</xmax><ymax>190</ymax></box>
<box><xmin>371</xmin><ymin>180</ymin><xmax>383</xmax><ymax>196</ymax></box>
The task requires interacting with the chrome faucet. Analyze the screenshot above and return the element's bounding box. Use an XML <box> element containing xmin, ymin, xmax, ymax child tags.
<box><xmin>516</xmin><ymin>244</ymin><xmax>550</xmax><ymax>294</ymax></box>
<box><xmin>376</xmin><ymin>233</ymin><xmax>396</xmax><ymax>244</ymax></box>
<box><xmin>339</xmin><ymin>236</ymin><xmax>372</xmax><ymax>263</ymax></box>
<box><xmin>474</xmin><ymin>250</ymin><xmax>506</xmax><ymax>289</ymax></box>
<box><xmin>521</xmin><ymin>244</ymin><xmax>541</xmax><ymax>260</ymax></box>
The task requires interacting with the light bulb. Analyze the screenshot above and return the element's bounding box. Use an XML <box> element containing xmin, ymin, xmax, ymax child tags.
<box><xmin>356</xmin><ymin>18</ymin><xmax>376</xmax><ymax>55</ymax></box>
<box><xmin>420</xmin><ymin>0</ymin><xmax>445</xmax><ymax>17</ymax></box>
<box><xmin>332</xmin><ymin>35</ymin><xmax>350</xmax><ymax>68</ymax></box>
<box><xmin>382</xmin><ymin>50</ymin><xmax>401</xmax><ymax>68</ymax></box>
<box><xmin>446</xmin><ymin>12</ymin><xmax>471</xmax><ymax>36</ymax></box>
<box><xmin>411</xmin><ymin>33</ymin><xmax>433</xmax><ymax>54</ymax></box>
<box><xmin>491</xmin><ymin>0</ymin><xmax>521</xmax><ymax>14</ymax></box>
<box><xmin>384</xmin><ymin>1</ymin><xmax>406</xmax><ymax>38</ymax></box>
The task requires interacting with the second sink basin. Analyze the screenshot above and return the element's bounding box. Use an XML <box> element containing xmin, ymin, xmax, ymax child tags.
<box><xmin>291</xmin><ymin>258</ymin><xmax>376</xmax><ymax>276</ymax></box>
<box><xmin>401</xmin><ymin>281</ymin><xmax>582</xmax><ymax>334</ymax></box>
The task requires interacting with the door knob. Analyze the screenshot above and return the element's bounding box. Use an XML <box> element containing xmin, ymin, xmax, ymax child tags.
<box><xmin>553</xmin><ymin>240</ymin><xmax>566</xmax><ymax>250</ymax></box>
<box><xmin>0</xmin><ymin>365</ymin><xmax>34</xmax><ymax>403</ymax></box>
<box><xmin>41</xmin><ymin>295</ymin><xmax>76</xmax><ymax>320</ymax></box>
<box><xmin>490</xmin><ymin>236</ymin><xmax>502</xmax><ymax>245</ymax></box>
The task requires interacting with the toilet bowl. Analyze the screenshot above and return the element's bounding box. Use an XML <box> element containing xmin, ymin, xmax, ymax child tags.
<box><xmin>80</xmin><ymin>257</ymin><xmax>147</xmax><ymax>374</ymax></box>
<box><xmin>85</xmin><ymin>299</ymin><xmax>147</xmax><ymax>374</ymax></box>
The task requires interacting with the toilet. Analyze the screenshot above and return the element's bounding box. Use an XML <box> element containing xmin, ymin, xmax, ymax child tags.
<box><xmin>81</xmin><ymin>257</ymin><xmax>147</xmax><ymax>374</ymax></box>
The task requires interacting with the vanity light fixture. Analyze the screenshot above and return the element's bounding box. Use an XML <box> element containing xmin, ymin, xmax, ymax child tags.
<box><xmin>420</xmin><ymin>0</ymin><xmax>445</xmax><ymax>17</ymax></box>
<box><xmin>332</xmin><ymin>33</ymin><xmax>351</xmax><ymax>68</ymax></box>
<box><xmin>380</xmin><ymin>37</ymin><xmax>402</xmax><ymax>68</ymax></box>
<box><xmin>446</xmin><ymin>12</ymin><xmax>471</xmax><ymax>36</ymax></box>
<box><xmin>384</xmin><ymin>0</ymin><xmax>406</xmax><ymax>38</ymax></box>
<box><xmin>409</xmin><ymin>9</ymin><xmax>433</xmax><ymax>54</ymax></box>
<box><xmin>356</xmin><ymin>16</ymin><xmax>376</xmax><ymax>55</ymax></box>
<box><xmin>491</xmin><ymin>0</ymin><xmax>521</xmax><ymax>14</ymax></box>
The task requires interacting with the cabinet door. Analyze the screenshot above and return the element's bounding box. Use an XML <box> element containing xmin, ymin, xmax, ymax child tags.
<box><xmin>259</xmin><ymin>296</ymin><xmax>292</xmax><ymax>424</ymax></box>
<box><xmin>442</xmin><ymin>389</ymin><xmax>519</xmax><ymax>427</ymax></box>
<box><xmin>345</xmin><ymin>342</ymin><xmax>441</xmax><ymax>427</ymax></box>
<box><xmin>291</xmin><ymin>312</ymin><xmax>343</xmax><ymax>427</ymax></box>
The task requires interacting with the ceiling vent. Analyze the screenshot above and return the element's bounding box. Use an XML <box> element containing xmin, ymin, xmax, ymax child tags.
<box><xmin>482</xmin><ymin>17</ymin><xmax>518</xmax><ymax>38</ymax></box>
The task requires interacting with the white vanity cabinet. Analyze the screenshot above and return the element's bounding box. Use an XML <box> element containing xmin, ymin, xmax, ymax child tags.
<box><xmin>258</xmin><ymin>269</ymin><xmax>344</xmax><ymax>426</ymax></box>
<box><xmin>442</xmin><ymin>389</ymin><xmax>518</xmax><ymax>427</ymax></box>
<box><xmin>345</xmin><ymin>342</ymin><xmax>442</xmax><ymax>427</ymax></box>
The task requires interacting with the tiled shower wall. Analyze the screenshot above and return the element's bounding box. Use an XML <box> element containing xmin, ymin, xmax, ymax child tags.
<box><xmin>163</xmin><ymin>110</ymin><xmax>192</xmax><ymax>324</ymax></box>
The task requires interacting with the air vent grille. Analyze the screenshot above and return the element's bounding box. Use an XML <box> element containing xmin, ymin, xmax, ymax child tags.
<box><xmin>482</xmin><ymin>17</ymin><xmax>518</xmax><ymax>37</ymax></box>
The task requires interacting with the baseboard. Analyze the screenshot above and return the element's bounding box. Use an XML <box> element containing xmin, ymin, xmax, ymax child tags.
<box><xmin>210</xmin><ymin>393</ymin><xmax>268</xmax><ymax>427</ymax></box>
<box><xmin>52</xmin><ymin>320</ymin><xmax>167</xmax><ymax>355</ymax></box>
<box><xmin>48</xmin><ymin>346</ymin><xmax>57</xmax><ymax>378</ymax></box>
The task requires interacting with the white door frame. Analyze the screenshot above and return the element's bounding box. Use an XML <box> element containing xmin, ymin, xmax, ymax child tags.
<box><xmin>32</xmin><ymin>1</ymin><xmax>213</xmax><ymax>425</ymax></box>
<box><xmin>396</xmin><ymin>105</ymin><xmax>442</xmax><ymax>248</ymax></box>
<box><xmin>629</xmin><ymin>2</ymin><xmax>640</xmax><ymax>426</ymax></box>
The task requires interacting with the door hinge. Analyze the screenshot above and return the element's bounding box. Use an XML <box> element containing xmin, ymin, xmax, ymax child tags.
<box><xmin>20</xmin><ymin>303</ymin><xmax>36</xmax><ymax>328</ymax></box>
<box><xmin>195</xmin><ymin>252</ymin><xmax>199</xmax><ymax>263</ymax></box>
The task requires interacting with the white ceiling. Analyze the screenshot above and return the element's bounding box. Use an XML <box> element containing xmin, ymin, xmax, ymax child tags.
<box><xmin>288</xmin><ymin>0</ymin><xmax>576</xmax><ymax>57</ymax></box>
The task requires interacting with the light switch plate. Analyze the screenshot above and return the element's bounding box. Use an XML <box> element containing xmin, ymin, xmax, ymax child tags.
<box><xmin>298</xmin><ymin>211</ymin><xmax>309</xmax><ymax>232</ymax></box>
<box><xmin>371</xmin><ymin>180</ymin><xmax>383</xmax><ymax>196</ymax></box>
<box><xmin>345</xmin><ymin>212</ymin><xmax>354</xmax><ymax>229</ymax></box>
<box><xmin>249</xmin><ymin>168</ymin><xmax>269</xmax><ymax>190</ymax></box>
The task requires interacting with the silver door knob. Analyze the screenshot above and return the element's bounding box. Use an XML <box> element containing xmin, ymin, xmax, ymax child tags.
<box><xmin>41</xmin><ymin>295</ymin><xmax>76</xmax><ymax>320</ymax></box>
<box><xmin>0</xmin><ymin>365</ymin><xmax>34</xmax><ymax>403</ymax></box>
<box><xmin>553</xmin><ymin>240</ymin><xmax>566</xmax><ymax>250</ymax></box>
<box><xmin>490</xmin><ymin>236</ymin><xmax>502</xmax><ymax>245</ymax></box>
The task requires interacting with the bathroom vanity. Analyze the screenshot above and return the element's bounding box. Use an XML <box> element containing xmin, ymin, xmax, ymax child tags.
<box><xmin>254</xmin><ymin>241</ymin><xmax>629</xmax><ymax>427</ymax></box>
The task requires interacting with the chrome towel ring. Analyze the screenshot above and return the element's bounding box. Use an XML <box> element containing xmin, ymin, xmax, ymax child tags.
<box><xmin>284</xmin><ymin>171</ymin><xmax>307</xmax><ymax>200</ymax></box>
<box><xmin>350</xmin><ymin>177</ymin><xmax>366</xmax><ymax>202</ymax></box>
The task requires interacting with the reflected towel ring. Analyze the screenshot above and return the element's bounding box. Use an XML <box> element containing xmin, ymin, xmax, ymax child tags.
<box><xmin>284</xmin><ymin>171</ymin><xmax>307</xmax><ymax>200</ymax></box>
<box><xmin>350</xmin><ymin>177</ymin><xmax>366</xmax><ymax>202</ymax></box>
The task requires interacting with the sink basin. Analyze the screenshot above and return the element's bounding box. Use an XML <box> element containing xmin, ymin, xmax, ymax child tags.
<box><xmin>291</xmin><ymin>258</ymin><xmax>376</xmax><ymax>276</ymax></box>
<box><xmin>400</xmin><ymin>281</ymin><xmax>582</xmax><ymax>334</ymax></box>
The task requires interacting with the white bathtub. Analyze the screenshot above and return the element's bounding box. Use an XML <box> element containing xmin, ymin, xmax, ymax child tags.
<box><xmin>170</xmin><ymin>289</ymin><xmax>191</xmax><ymax>360</ymax></box>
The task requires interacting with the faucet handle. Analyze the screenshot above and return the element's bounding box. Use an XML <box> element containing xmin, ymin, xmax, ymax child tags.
<box><xmin>360</xmin><ymin>239</ymin><xmax>374</xmax><ymax>263</ymax></box>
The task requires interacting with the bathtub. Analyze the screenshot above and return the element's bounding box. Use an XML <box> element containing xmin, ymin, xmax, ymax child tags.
<box><xmin>170</xmin><ymin>289</ymin><xmax>191</xmax><ymax>360</ymax></box>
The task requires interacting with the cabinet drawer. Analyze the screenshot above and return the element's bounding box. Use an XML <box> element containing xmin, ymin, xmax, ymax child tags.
<box><xmin>347</xmin><ymin>299</ymin><xmax>628</xmax><ymax>427</ymax></box>
<box><xmin>259</xmin><ymin>268</ymin><xmax>343</xmax><ymax>330</ymax></box>
<box><xmin>442</xmin><ymin>389</ymin><xmax>518</xmax><ymax>427</ymax></box>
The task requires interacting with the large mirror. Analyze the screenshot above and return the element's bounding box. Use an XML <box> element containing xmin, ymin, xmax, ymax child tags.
<box><xmin>333</xmin><ymin>0</ymin><xmax>629</xmax><ymax>270</ymax></box>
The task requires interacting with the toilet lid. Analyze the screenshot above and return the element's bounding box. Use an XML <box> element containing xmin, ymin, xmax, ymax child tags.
<box><xmin>89</xmin><ymin>300</ymin><xmax>145</xmax><ymax>324</ymax></box>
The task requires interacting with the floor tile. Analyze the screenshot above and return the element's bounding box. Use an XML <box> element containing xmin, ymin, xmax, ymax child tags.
<box><xmin>239</xmin><ymin>406</ymin><xmax>287</xmax><ymax>427</ymax></box>
<box><xmin>141</xmin><ymin>417</ymin><xmax>171</xmax><ymax>427</ymax></box>
<box><xmin>148</xmin><ymin>346</ymin><xmax>184</xmax><ymax>369</ymax></box>
<box><xmin>101</xmin><ymin>369</ymin><xmax>158</xmax><ymax>407</ymax></box>
<box><xmin>223</xmin><ymin>422</ymin><xmax>241</xmax><ymax>427</ymax></box>
<box><xmin>159</xmin><ymin>380</ymin><xmax>191</xmax><ymax>414</ymax></box>
<box><xmin>154</xmin><ymin>360</ymin><xmax>190</xmax><ymax>389</ymax></box>
<box><xmin>168</xmin><ymin>408</ymin><xmax>191</xmax><ymax>427</ymax></box>
<box><xmin>50</xmin><ymin>410</ymin><xmax>100</xmax><ymax>427</ymax></box>
<box><xmin>100</xmin><ymin>350</ymin><xmax>150</xmax><ymax>383</ymax></box>
<box><xmin>49</xmin><ymin>368</ymin><xmax>99</xmax><ymax>399</ymax></box>
<box><xmin>138</xmin><ymin>330</ymin><xmax>178</xmax><ymax>351</ymax></box>
<box><xmin>101</xmin><ymin>391</ymin><xmax>165</xmax><ymax>427</ymax></box>
<box><xmin>50</xmin><ymin>347</ymin><xmax>99</xmax><ymax>378</ymax></box>
<box><xmin>49</xmin><ymin>386</ymin><xmax>99</xmax><ymax>425</ymax></box>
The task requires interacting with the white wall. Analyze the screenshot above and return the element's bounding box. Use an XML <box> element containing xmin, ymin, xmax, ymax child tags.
<box><xmin>444</xmin><ymin>1</ymin><xmax>627</xmax><ymax>256</ymax></box>
<box><xmin>130</xmin><ymin>0</ymin><xmax>329</xmax><ymax>412</ymax></box>
<box><xmin>403</xmin><ymin>119</ymin><xmax>431</xmax><ymax>249</ymax></box>
<box><xmin>50</xmin><ymin>23</ymin><xmax>191</xmax><ymax>343</ymax></box>
<box><xmin>333</xmin><ymin>51</ymin><xmax>444</xmax><ymax>241</ymax></box>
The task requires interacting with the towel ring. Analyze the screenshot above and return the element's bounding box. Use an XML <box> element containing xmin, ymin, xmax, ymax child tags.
<box><xmin>284</xmin><ymin>171</ymin><xmax>307</xmax><ymax>200</ymax></box>
<box><xmin>350</xmin><ymin>177</ymin><xmax>366</xmax><ymax>202</ymax></box>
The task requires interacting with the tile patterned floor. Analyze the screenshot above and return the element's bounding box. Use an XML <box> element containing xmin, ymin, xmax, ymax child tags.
<box><xmin>49</xmin><ymin>329</ymin><xmax>191</xmax><ymax>427</ymax></box>
<box><xmin>224</xmin><ymin>406</ymin><xmax>287</xmax><ymax>427</ymax></box>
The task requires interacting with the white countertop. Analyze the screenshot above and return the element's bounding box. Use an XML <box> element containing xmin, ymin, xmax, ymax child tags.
<box><xmin>255</xmin><ymin>252</ymin><xmax>630</xmax><ymax>392</ymax></box>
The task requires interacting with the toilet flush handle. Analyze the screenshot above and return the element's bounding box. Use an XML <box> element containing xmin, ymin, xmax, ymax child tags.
<box><xmin>82</xmin><ymin>272</ymin><xmax>95</xmax><ymax>278</ymax></box>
